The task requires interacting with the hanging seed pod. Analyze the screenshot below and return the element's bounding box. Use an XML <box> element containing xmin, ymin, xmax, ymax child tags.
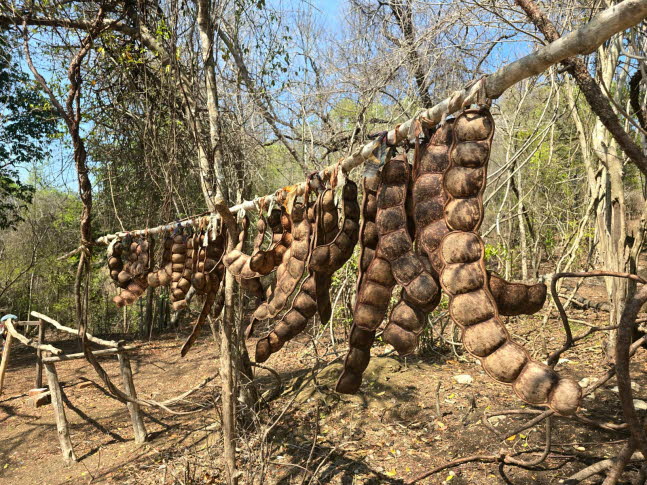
<box><xmin>255</xmin><ymin>178</ymin><xmax>362</xmax><ymax>363</ymax></box>
<box><xmin>148</xmin><ymin>234</ymin><xmax>174</xmax><ymax>288</ymax></box>
<box><xmin>249</xmin><ymin>200</ymin><xmax>312</xmax><ymax>333</ymax></box>
<box><xmin>170</xmin><ymin>231</ymin><xmax>189</xmax><ymax>311</ymax></box>
<box><xmin>336</xmin><ymin>172</ymin><xmax>391</xmax><ymax>394</ymax></box>
<box><xmin>249</xmin><ymin>208</ymin><xmax>283</xmax><ymax>275</ymax></box>
<box><xmin>438</xmin><ymin>107</ymin><xmax>580</xmax><ymax>416</ymax></box>
<box><xmin>371</xmin><ymin>154</ymin><xmax>440</xmax><ymax>357</ymax></box>
<box><xmin>488</xmin><ymin>273</ymin><xmax>547</xmax><ymax>316</ymax></box>
<box><xmin>107</xmin><ymin>239</ymin><xmax>124</xmax><ymax>285</ymax></box>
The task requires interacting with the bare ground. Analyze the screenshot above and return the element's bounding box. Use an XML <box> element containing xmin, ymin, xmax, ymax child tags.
<box><xmin>1</xmin><ymin>279</ymin><xmax>646</xmax><ymax>484</ymax></box>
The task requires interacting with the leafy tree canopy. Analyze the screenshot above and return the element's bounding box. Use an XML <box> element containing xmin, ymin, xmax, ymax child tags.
<box><xmin>0</xmin><ymin>32</ymin><xmax>58</xmax><ymax>229</ymax></box>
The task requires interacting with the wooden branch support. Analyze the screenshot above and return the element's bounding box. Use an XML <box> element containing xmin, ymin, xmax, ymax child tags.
<box><xmin>118</xmin><ymin>352</ymin><xmax>147</xmax><ymax>443</ymax></box>
<box><xmin>42</xmin><ymin>346</ymin><xmax>137</xmax><ymax>363</ymax></box>
<box><xmin>31</xmin><ymin>311</ymin><xmax>120</xmax><ymax>348</ymax></box>
<box><xmin>35</xmin><ymin>319</ymin><xmax>45</xmax><ymax>389</ymax></box>
<box><xmin>3</xmin><ymin>319</ymin><xmax>63</xmax><ymax>355</ymax></box>
<box><xmin>44</xmin><ymin>362</ymin><xmax>77</xmax><ymax>464</ymax></box>
<box><xmin>0</xmin><ymin>330</ymin><xmax>14</xmax><ymax>396</ymax></box>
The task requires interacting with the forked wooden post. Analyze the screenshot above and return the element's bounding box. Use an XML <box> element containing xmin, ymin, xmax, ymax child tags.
<box><xmin>44</xmin><ymin>362</ymin><xmax>77</xmax><ymax>463</ymax></box>
<box><xmin>117</xmin><ymin>352</ymin><xmax>147</xmax><ymax>443</ymax></box>
<box><xmin>35</xmin><ymin>319</ymin><xmax>45</xmax><ymax>388</ymax></box>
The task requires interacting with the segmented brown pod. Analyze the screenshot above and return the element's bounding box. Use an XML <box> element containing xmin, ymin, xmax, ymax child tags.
<box><xmin>181</xmin><ymin>257</ymin><xmax>226</xmax><ymax>357</ymax></box>
<box><xmin>113</xmin><ymin>275</ymin><xmax>148</xmax><ymax>308</ymax></box>
<box><xmin>250</xmin><ymin>202</ymin><xmax>312</xmax><ymax>329</ymax></box>
<box><xmin>147</xmin><ymin>234</ymin><xmax>174</xmax><ymax>288</ymax></box>
<box><xmin>255</xmin><ymin>180</ymin><xmax>361</xmax><ymax>363</ymax></box>
<box><xmin>338</xmin><ymin>163</ymin><xmax>408</xmax><ymax>394</ymax></box>
<box><xmin>488</xmin><ymin>273</ymin><xmax>547</xmax><ymax>316</ymax></box>
<box><xmin>413</xmin><ymin>120</ymin><xmax>454</xmax><ymax>276</ymax></box>
<box><xmin>107</xmin><ymin>240</ymin><xmax>124</xmax><ymax>286</ymax></box>
<box><xmin>169</xmin><ymin>232</ymin><xmax>189</xmax><ymax>311</ymax></box>
<box><xmin>439</xmin><ymin>107</ymin><xmax>581</xmax><ymax>416</ymax></box>
<box><xmin>378</xmin><ymin>154</ymin><xmax>441</xmax><ymax>356</ymax></box>
<box><xmin>249</xmin><ymin>208</ymin><xmax>283</xmax><ymax>275</ymax></box>
<box><xmin>312</xmin><ymin>188</ymin><xmax>339</xmax><ymax>324</ymax></box>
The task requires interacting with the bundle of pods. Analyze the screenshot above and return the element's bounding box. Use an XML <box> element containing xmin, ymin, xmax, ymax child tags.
<box><xmin>337</xmin><ymin>107</ymin><xmax>581</xmax><ymax>415</ymax></box>
<box><xmin>104</xmin><ymin>106</ymin><xmax>581</xmax><ymax>414</ymax></box>
<box><xmin>109</xmin><ymin>235</ymin><xmax>153</xmax><ymax>307</ymax></box>
<box><xmin>254</xmin><ymin>178</ymin><xmax>360</xmax><ymax>362</ymax></box>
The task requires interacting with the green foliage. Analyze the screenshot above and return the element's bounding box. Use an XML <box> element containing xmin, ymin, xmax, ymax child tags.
<box><xmin>0</xmin><ymin>34</ymin><xmax>58</xmax><ymax>229</ymax></box>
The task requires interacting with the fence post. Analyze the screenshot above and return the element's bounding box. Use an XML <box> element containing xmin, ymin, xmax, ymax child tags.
<box><xmin>117</xmin><ymin>352</ymin><xmax>147</xmax><ymax>443</ymax></box>
<box><xmin>35</xmin><ymin>319</ymin><xmax>45</xmax><ymax>389</ymax></box>
<box><xmin>44</xmin><ymin>362</ymin><xmax>77</xmax><ymax>463</ymax></box>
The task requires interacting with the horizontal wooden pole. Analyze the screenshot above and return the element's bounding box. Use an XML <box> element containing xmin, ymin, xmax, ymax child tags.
<box><xmin>31</xmin><ymin>311</ymin><xmax>121</xmax><ymax>349</ymax></box>
<box><xmin>86</xmin><ymin>0</ymin><xmax>647</xmax><ymax>246</ymax></box>
<box><xmin>3</xmin><ymin>319</ymin><xmax>63</xmax><ymax>355</ymax></box>
<box><xmin>13</xmin><ymin>321</ymin><xmax>42</xmax><ymax>326</ymax></box>
<box><xmin>42</xmin><ymin>346</ymin><xmax>137</xmax><ymax>363</ymax></box>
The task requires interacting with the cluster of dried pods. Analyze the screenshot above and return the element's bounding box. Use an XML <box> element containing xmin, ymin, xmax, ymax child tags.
<box><xmin>107</xmin><ymin>225</ymin><xmax>226</xmax><ymax>356</ymax></box>
<box><xmin>335</xmin><ymin>107</ymin><xmax>580</xmax><ymax>415</ymax></box>
<box><xmin>105</xmin><ymin>107</ymin><xmax>581</xmax><ymax>415</ymax></box>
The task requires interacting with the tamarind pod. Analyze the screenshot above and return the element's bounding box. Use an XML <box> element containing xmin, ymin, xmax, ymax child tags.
<box><xmin>169</xmin><ymin>234</ymin><xmax>188</xmax><ymax>306</ymax></box>
<box><xmin>256</xmin><ymin>180</ymin><xmax>362</xmax><ymax>361</ymax></box>
<box><xmin>488</xmin><ymin>273</ymin><xmax>547</xmax><ymax>316</ymax></box>
<box><xmin>338</xmin><ymin>164</ymin><xmax>404</xmax><ymax>393</ymax></box>
<box><xmin>381</xmin><ymin>125</ymin><xmax>454</xmax><ymax>353</ymax></box>
<box><xmin>112</xmin><ymin>295</ymin><xmax>126</xmax><ymax>308</ymax></box>
<box><xmin>117</xmin><ymin>270</ymin><xmax>132</xmax><ymax>286</ymax></box>
<box><xmin>440</xmin><ymin>107</ymin><xmax>580</xmax><ymax>416</ymax></box>
<box><xmin>311</xmin><ymin>189</ymin><xmax>337</xmax><ymax>323</ymax></box>
<box><xmin>309</xmin><ymin>181</ymin><xmax>360</xmax><ymax>275</ymax></box>
<box><xmin>249</xmin><ymin>208</ymin><xmax>283</xmax><ymax>275</ymax></box>
<box><xmin>147</xmin><ymin>271</ymin><xmax>161</xmax><ymax>288</ymax></box>
<box><xmin>413</xmin><ymin>120</ymin><xmax>454</xmax><ymax>277</ymax></box>
<box><xmin>335</xmin><ymin>175</ymin><xmax>382</xmax><ymax>393</ymax></box>
<box><xmin>250</xmin><ymin>202</ymin><xmax>311</xmax><ymax>328</ymax></box>
<box><xmin>255</xmin><ymin>274</ymin><xmax>319</xmax><ymax>362</ymax></box>
<box><xmin>376</xmin><ymin>155</ymin><xmax>440</xmax><ymax>355</ymax></box>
